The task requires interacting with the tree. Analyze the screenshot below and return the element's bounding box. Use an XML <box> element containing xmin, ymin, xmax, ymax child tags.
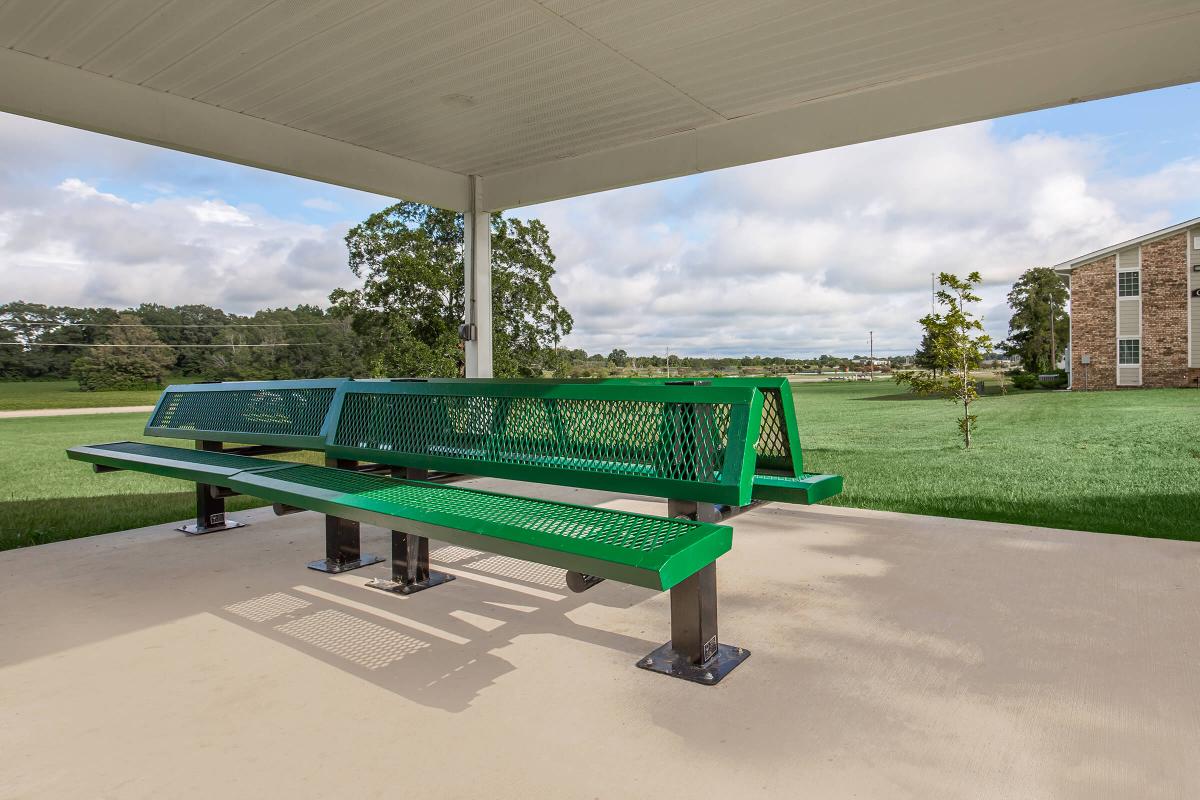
<box><xmin>607</xmin><ymin>348</ymin><xmax>629</xmax><ymax>367</ymax></box>
<box><xmin>330</xmin><ymin>202</ymin><xmax>572</xmax><ymax>377</ymax></box>
<box><xmin>71</xmin><ymin>314</ymin><xmax>176</xmax><ymax>390</ymax></box>
<box><xmin>1003</xmin><ymin>267</ymin><xmax>1068</xmax><ymax>374</ymax></box>
<box><xmin>895</xmin><ymin>272</ymin><xmax>993</xmax><ymax>448</ymax></box>
<box><xmin>913</xmin><ymin>323</ymin><xmax>950</xmax><ymax>377</ymax></box>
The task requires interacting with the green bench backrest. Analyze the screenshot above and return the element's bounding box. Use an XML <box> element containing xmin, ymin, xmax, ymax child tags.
<box><xmin>372</xmin><ymin>377</ymin><xmax>807</xmax><ymax>478</ymax></box>
<box><xmin>146</xmin><ymin>379</ymin><xmax>346</xmax><ymax>449</ymax></box>
<box><xmin>600</xmin><ymin>377</ymin><xmax>803</xmax><ymax>477</ymax></box>
<box><xmin>324</xmin><ymin>380</ymin><xmax>764</xmax><ymax>506</ymax></box>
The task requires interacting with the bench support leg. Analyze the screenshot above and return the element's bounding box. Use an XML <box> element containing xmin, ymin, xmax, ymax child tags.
<box><xmin>366</xmin><ymin>530</ymin><xmax>455</xmax><ymax>595</ymax></box>
<box><xmin>637</xmin><ymin>563</ymin><xmax>750</xmax><ymax>686</ymax></box>
<box><xmin>306</xmin><ymin>458</ymin><xmax>383</xmax><ymax>573</ymax></box>
<box><xmin>177</xmin><ymin>441</ymin><xmax>244</xmax><ymax>535</ymax></box>
<box><xmin>366</xmin><ymin>466</ymin><xmax>454</xmax><ymax>593</ymax></box>
<box><xmin>667</xmin><ymin>498</ymin><xmax>722</xmax><ymax>523</ymax></box>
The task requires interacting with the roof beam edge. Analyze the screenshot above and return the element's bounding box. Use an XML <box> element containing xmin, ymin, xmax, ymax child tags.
<box><xmin>483</xmin><ymin>15</ymin><xmax>1200</xmax><ymax>211</ymax></box>
<box><xmin>0</xmin><ymin>48</ymin><xmax>470</xmax><ymax>212</ymax></box>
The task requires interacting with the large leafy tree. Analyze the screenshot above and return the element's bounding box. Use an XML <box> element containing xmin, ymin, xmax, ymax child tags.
<box><xmin>330</xmin><ymin>202</ymin><xmax>573</xmax><ymax>377</ymax></box>
<box><xmin>71</xmin><ymin>313</ymin><xmax>176</xmax><ymax>390</ymax></box>
<box><xmin>1004</xmin><ymin>267</ymin><xmax>1068</xmax><ymax>373</ymax></box>
<box><xmin>896</xmin><ymin>272</ymin><xmax>993</xmax><ymax>448</ymax></box>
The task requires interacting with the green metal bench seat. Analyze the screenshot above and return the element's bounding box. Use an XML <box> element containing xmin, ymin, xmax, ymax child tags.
<box><xmin>68</xmin><ymin>437</ymin><xmax>745</xmax><ymax>684</ymax></box>
<box><xmin>67</xmin><ymin>443</ymin><xmax>730</xmax><ymax>592</ymax></box>
<box><xmin>141</xmin><ymin>379</ymin><xmax>348</xmax><ymax>537</ymax></box>
<box><xmin>228</xmin><ymin>464</ymin><xmax>730</xmax><ymax>592</ymax></box>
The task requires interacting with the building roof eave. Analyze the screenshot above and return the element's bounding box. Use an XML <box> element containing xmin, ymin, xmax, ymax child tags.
<box><xmin>1054</xmin><ymin>216</ymin><xmax>1200</xmax><ymax>271</ymax></box>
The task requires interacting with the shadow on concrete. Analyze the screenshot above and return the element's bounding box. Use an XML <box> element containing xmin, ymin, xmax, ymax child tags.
<box><xmin>212</xmin><ymin>544</ymin><xmax>661</xmax><ymax>712</ymax></box>
<box><xmin>0</xmin><ymin>508</ymin><xmax>664</xmax><ymax>713</ymax></box>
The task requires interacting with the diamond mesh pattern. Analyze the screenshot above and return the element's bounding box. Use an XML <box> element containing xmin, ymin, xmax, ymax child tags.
<box><xmin>150</xmin><ymin>388</ymin><xmax>335</xmax><ymax>437</ymax></box>
<box><xmin>260</xmin><ymin>464</ymin><xmax>699</xmax><ymax>555</ymax></box>
<box><xmin>333</xmin><ymin>393</ymin><xmax>732</xmax><ymax>484</ymax></box>
<box><xmin>753</xmin><ymin>388</ymin><xmax>794</xmax><ymax>473</ymax></box>
<box><xmin>87</xmin><ymin>441</ymin><xmax>283</xmax><ymax>470</ymax></box>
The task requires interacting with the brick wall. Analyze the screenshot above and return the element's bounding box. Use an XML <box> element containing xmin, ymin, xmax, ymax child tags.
<box><xmin>1069</xmin><ymin>254</ymin><xmax>1116</xmax><ymax>390</ymax></box>
<box><xmin>1140</xmin><ymin>231</ymin><xmax>1191</xmax><ymax>387</ymax></box>
<box><xmin>1069</xmin><ymin>230</ymin><xmax>1198</xmax><ymax>389</ymax></box>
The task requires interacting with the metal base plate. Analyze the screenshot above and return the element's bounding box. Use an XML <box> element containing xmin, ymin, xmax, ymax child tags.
<box><xmin>177</xmin><ymin>520</ymin><xmax>245</xmax><ymax>536</ymax></box>
<box><xmin>636</xmin><ymin>642</ymin><xmax>750</xmax><ymax>686</ymax></box>
<box><xmin>365</xmin><ymin>571</ymin><xmax>456</xmax><ymax>595</ymax></box>
<box><xmin>306</xmin><ymin>554</ymin><xmax>385</xmax><ymax>574</ymax></box>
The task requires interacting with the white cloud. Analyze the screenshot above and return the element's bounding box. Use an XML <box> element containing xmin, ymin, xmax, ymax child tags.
<box><xmin>188</xmin><ymin>199</ymin><xmax>252</xmax><ymax>226</ymax></box>
<box><xmin>57</xmin><ymin>178</ymin><xmax>130</xmax><ymax>206</ymax></box>
<box><xmin>0</xmin><ymin>178</ymin><xmax>356</xmax><ymax>313</ymax></box>
<box><xmin>302</xmin><ymin>197</ymin><xmax>341</xmax><ymax>212</ymax></box>
<box><xmin>524</xmin><ymin>122</ymin><xmax>1198</xmax><ymax>356</ymax></box>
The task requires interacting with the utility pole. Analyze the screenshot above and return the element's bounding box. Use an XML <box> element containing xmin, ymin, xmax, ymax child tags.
<box><xmin>931</xmin><ymin>272</ymin><xmax>936</xmax><ymax>313</ymax></box>
<box><xmin>665</xmin><ymin>346</ymin><xmax>670</xmax><ymax>378</ymax></box>
<box><xmin>869</xmin><ymin>331</ymin><xmax>874</xmax><ymax>381</ymax></box>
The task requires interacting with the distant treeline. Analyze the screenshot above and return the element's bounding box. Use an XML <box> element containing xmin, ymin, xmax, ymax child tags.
<box><xmin>0</xmin><ymin>300</ymin><xmax>903</xmax><ymax>385</ymax></box>
<box><xmin>0</xmin><ymin>301</ymin><xmax>365</xmax><ymax>382</ymax></box>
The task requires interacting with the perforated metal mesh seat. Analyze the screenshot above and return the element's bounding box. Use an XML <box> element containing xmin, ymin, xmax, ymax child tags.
<box><xmin>231</xmin><ymin>464</ymin><xmax>731</xmax><ymax>590</ymax></box>
<box><xmin>66</xmin><ymin>443</ymin><xmax>731</xmax><ymax>590</ymax></box>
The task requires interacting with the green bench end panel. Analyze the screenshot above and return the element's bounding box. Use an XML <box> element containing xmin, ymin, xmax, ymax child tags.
<box><xmin>145</xmin><ymin>379</ymin><xmax>345</xmax><ymax>449</ymax></box>
<box><xmin>596</xmin><ymin>377</ymin><xmax>806</xmax><ymax>477</ymax></box>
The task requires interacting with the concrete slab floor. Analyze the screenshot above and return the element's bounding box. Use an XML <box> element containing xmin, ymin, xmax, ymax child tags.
<box><xmin>1</xmin><ymin>478</ymin><xmax>1198</xmax><ymax>799</ymax></box>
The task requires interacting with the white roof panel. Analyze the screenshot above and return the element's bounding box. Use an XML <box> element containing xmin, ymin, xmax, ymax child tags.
<box><xmin>2</xmin><ymin>0</ymin><xmax>1199</xmax><ymax>210</ymax></box>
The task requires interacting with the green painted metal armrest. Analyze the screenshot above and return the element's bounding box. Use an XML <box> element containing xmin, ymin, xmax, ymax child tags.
<box><xmin>67</xmin><ymin>441</ymin><xmax>279</xmax><ymax>484</ymax></box>
<box><xmin>751</xmin><ymin>473</ymin><xmax>843</xmax><ymax>505</ymax></box>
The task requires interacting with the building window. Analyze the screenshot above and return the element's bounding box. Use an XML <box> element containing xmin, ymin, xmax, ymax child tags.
<box><xmin>1118</xmin><ymin>338</ymin><xmax>1140</xmax><ymax>364</ymax></box>
<box><xmin>1118</xmin><ymin>271</ymin><xmax>1140</xmax><ymax>297</ymax></box>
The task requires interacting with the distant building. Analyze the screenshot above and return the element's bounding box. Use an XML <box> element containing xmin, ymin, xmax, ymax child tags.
<box><xmin>1055</xmin><ymin>219</ymin><xmax>1200</xmax><ymax>389</ymax></box>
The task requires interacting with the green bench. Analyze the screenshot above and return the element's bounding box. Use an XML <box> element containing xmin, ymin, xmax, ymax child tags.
<box><xmin>68</xmin><ymin>378</ymin><xmax>842</xmax><ymax>685</ymax></box>
<box><xmin>112</xmin><ymin>378</ymin><xmax>389</xmax><ymax>573</ymax></box>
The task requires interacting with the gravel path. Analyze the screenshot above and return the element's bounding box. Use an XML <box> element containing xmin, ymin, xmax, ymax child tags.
<box><xmin>0</xmin><ymin>405</ymin><xmax>155</xmax><ymax>419</ymax></box>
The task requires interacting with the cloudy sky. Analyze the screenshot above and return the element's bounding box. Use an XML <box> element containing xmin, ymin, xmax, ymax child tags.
<box><xmin>3</xmin><ymin>82</ymin><xmax>1200</xmax><ymax>357</ymax></box>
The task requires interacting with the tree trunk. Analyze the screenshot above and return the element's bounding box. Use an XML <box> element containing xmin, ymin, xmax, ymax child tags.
<box><xmin>962</xmin><ymin>349</ymin><xmax>971</xmax><ymax>449</ymax></box>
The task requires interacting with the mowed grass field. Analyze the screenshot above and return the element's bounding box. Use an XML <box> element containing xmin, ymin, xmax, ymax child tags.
<box><xmin>795</xmin><ymin>379</ymin><xmax>1199</xmax><ymax>540</ymax></box>
<box><xmin>0</xmin><ymin>379</ymin><xmax>184</xmax><ymax>411</ymax></box>
<box><xmin>0</xmin><ymin>378</ymin><xmax>1196</xmax><ymax>550</ymax></box>
<box><xmin>0</xmin><ymin>412</ymin><xmax>321</xmax><ymax>550</ymax></box>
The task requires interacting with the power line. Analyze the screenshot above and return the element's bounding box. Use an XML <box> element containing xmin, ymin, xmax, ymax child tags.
<box><xmin>0</xmin><ymin>342</ymin><xmax>324</xmax><ymax>348</ymax></box>
<box><xmin>6</xmin><ymin>321</ymin><xmax>341</xmax><ymax>328</ymax></box>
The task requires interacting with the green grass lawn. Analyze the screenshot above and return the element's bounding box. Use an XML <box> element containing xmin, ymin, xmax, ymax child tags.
<box><xmin>0</xmin><ymin>412</ymin><xmax>320</xmax><ymax>550</ymax></box>
<box><xmin>0</xmin><ymin>380</ymin><xmax>1197</xmax><ymax>551</ymax></box>
<box><xmin>0</xmin><ymin>379</ymin><xmax>195</xmax><ymax>411</ymax></box>
<box><xmin>795</xmin><ymin>379</ymin><xmax>1200</xmax><ymax>541</ymax></box>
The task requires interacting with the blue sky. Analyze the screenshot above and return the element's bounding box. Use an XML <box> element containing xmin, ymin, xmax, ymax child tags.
<box><xmin>2</xmin><ymin>82</ymin><xmax>1200</xmax><ymax>356</ymax></box>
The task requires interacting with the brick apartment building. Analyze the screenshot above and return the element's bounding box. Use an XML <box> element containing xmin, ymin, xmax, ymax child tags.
<box><xmin>1056</xmin><ymin>219</ymin><xmax>1200</xmax><ymax>389</ymax></box>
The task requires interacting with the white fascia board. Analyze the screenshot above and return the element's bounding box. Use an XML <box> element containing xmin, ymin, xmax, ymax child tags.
<box><xmin>484</xmin><ymin>14</ymin><xmax>1200</xmax><ymax>211</ymax></box>
<box><xmin>0</xmin><ymin>48</ymin><xmax>471</xmax><ymax>212</ymax></box>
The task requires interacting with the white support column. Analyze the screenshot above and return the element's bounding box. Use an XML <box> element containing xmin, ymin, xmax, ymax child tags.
<box><xmin>463</xmin><ymin>174</ymin><xmax>493</xmax><ymax>378</ymax></box>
